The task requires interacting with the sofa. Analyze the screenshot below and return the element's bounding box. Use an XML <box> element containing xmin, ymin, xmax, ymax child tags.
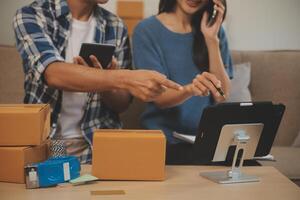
<box><xmin>121</xmin><ymin>50</ymin><xmax>300</xmax><ymax>179</ymax></box>
<box><xmin>1</xmin><ymin>45</ymin><xmax>299</xmax><ymax>179</ymax></box>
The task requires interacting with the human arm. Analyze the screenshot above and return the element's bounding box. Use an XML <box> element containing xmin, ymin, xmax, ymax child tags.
<box><xmin>96</xmin><ymin>58</ymin><xmax>131</xmax><ymax>113</ymax></box>
<box><xmin>147</xmin><ymin>73</ymin><xmax>222</xmax><ymax>109</ymax></box>
<box><xmin>132</xmin><ymin>18</ymin><xmax>224</xmax><ymax>108</ymax></box>
<box><xmin>133</xmin><ymin>22</ymin><xmax>197</xmax><ymax>108</ymax></box>
<box><xmin>153</xmin><ymin>0</ymin><xmax>233</xmax><ymax>107</ymax></box>
<box><xmin>200</xmin><ymin>0</ymin><xmax>232</xmax><ymax>103</ymax></box>
<box><xmin>45</xmin><ymin>61</ymin><xmax>181</xmax><ymax>102</ymax></box>
<box><xmin>13</xmin><ymin>7</ymin><xmax>181</xmax><ymax>103</ymax></box>
<box><xmin>73</xmin><ymin>55</ymin><xmax>131</xmax><ymax>113</ymax></box>
<box><xmin>97</xmin><ymin>24</ymin><xmax>132</xmax><ymax>113</ymax></box>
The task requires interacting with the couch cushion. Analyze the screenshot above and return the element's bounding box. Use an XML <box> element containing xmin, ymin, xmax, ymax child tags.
<box><xmin>120</xmin><ymin>98</ymin><xmax>145</xmax><ymax>129</ymax></box>
<box><xmin>227</xmin><ymin>62</ymin><xmax>252</xmax><ymax>102</ymax></box>
<box><xmin>0</xmin><ymin>45</ymin><xmax>24</xmax><ymax>103</ymax></box>
<box><xmin>292</xmin><ymin>130</ymin><xmax>300</xmax><ymax>147</ymax></box>
<box><xmin>259</xmin><ymin>146</ymin><xmax>300</xmax><ymax>179</ymax></box>
<box><xmin>231</xmin><ymin>51</ymin><xmax>300</xmax><ymax>146</ymax></box>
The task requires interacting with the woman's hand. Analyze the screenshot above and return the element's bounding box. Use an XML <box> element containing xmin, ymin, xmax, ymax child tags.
<box><xmin>186</xmin><ymin>72</ymin><xmax>223</xmax><ymax>98</ymax></box>
<box><xmin>201</xmin><ymin>0</ymin><xmax>225</xmax><ymax>42</ymax></box>
<box><xmin>184</xmin><ymin>83</ymin><xmax>207</xmax><ymax>97</ymax></box>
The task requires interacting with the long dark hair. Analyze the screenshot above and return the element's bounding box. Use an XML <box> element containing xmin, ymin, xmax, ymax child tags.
<box><xmin>158</xmin><ymin>0</ymin><xmax>227</xmax><ymax>70</ymax></box>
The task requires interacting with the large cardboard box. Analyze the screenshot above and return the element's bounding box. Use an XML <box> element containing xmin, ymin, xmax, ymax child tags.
<box><xmin>0</xmin><ymin>143</ymin><xmax>48</xmax><ymax>183</ymax></box>
<box><xmin>92</xmin><ymin>130</ymin><xmax>166</xmax><ymax>181</ymax></box>
<box><xmin>0</xmin><ymin>104</ymin><xmax>50</xmax><ymax>146</ymax></box>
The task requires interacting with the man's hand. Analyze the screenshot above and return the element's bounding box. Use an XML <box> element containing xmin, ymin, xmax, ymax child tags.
<box><xmin>122</xmin><ymin>70</ymin><xmax>183</xmax><ymax>102</ymax></box>
<box><xmin>74</xmin><ymin>55</ymin><xmax>182</xmax><ymax>102</ymax></box>
<box><xmin>73</xmin><ymin>55</ymin><xmax>103</xmax><ymax>68</ymax></box>
<box><xmin>107</xmin><ymin>57</ymin><xmax>118</xmax><ymax>70</ymax></box>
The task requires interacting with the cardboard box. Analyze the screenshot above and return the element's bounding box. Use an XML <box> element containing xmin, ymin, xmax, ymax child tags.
<box><xmin>0</xmin><ymin>104</ymin><xmax>50</xmax><ymax>146</ymax></box>
<box><xmin>123</xmin><ymin>18</ymin><xmax>141</xmax><ymax>36</ymax></box>
<box><xmin>92</xmin><ymin>130</ymin><xmax>166</xmax><ymax>181</ymax></box>
<box><xmin>0</xmin><ymin>142</ymin><xmax>48</xmax><ymax>183</ymax></box>
<box><xmin>117</xmin><ymin>1</ymin><xmax>143</xmax><ymax>18</ymax></box>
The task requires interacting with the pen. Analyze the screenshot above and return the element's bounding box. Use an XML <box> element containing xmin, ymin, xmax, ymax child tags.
<box><xmin>210</xmin><ymin>81</ymin><xmax>226</xmax><ymax>99</ymax></box>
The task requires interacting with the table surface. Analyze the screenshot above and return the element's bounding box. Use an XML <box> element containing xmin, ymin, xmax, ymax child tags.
<box><xmin>0</xmin><ymin>165</ymin><xmax>299</xmax><ymax>200</ymax></box>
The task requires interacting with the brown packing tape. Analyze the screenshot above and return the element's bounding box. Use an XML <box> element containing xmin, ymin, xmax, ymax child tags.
<box><xmin>90</xmin><ymin>190</ymin><xmax>126</xmax><ymax>196</ymax></box>
<box><xmin>40</xmin><ymin>105</ymin><xmax>51</xmax><ymax>142</ymax></box>
<box><xmin>0</xmin><ymin>104</ymin><xmax>48</xmax><ymax>113</ymax></box>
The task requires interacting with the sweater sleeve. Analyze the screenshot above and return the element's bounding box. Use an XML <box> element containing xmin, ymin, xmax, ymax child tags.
<box><xmin>219</xmin><ymin>26</ymin><xmax>233</xmax><ymax>79</ymax></box>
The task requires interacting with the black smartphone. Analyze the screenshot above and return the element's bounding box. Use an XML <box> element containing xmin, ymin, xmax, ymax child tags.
<box><xmin>207</xmin><ymin>1</ymin><xmax>218</xmax><ymax>27</ymax></box>
<box><xmin>79</xmin><ymin>43</ymin><xmax>116</xmax><ymax>69</ymax></box>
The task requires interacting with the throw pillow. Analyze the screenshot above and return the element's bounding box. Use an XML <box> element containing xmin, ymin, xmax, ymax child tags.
<box><xmin>227</xmin><ymin>62</ymin><xmax>252</xmax><ymax>102</ymax></box>
<box><xmin>292</xmin><ymin>130</ymin><xmax>300</xmax><ymax>147</ymax></box>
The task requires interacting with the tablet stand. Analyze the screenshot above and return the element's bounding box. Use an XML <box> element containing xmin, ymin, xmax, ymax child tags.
<box><xmin>200</xmin><ymin>128</ymin><xmax>260</xmax><ymax>184</ymax></box>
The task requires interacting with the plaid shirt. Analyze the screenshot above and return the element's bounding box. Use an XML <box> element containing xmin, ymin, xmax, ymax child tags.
<box><xmin>13</xmin><ymin>0</ymin><xmax>131</xmax><ymax>163</ymax></box>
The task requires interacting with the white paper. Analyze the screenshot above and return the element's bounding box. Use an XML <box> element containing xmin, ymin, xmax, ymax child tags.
<box><xmin>63</xmin><ymin>162</ymin><xmax>71</xmax><ymax>181</ymax></box>
<box><xmin>29</xmin><ymin>170</ymin><xmax>37</xmax><ymax>182</ymax></box>
<box><xmin>253</xmin><ymin>154</ymin><xmax>276</xmax><ymax>161</ymax></box>
<box><xmin>173</xmin><ymin>132</ymin><xmax>196</xmax><ymax>144</ymax></box>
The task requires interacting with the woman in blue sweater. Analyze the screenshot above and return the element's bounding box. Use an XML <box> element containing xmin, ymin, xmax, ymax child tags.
<box><xmin>132</xmin><ymin>0</ymin><xmax>233</xmax><ymax>164</ymax></box>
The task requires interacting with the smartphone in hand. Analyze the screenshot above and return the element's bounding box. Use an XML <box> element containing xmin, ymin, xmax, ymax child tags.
<box><xmin>207</xmin><ymin>7</ymin><xmax>218</xmax><ymax>27</ymax></box>
<box><xmin>79</xmin><ymin>43</ymin><xmax>115</xmax><ymax>69</ymax></box>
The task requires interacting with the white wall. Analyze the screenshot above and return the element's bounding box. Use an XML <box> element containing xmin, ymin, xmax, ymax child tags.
<box><xmin>0</xmin><ymin>0</ymin><xmax>32</xmax><ymax>45</ymax></box>
<box><xmin>225</xmin><ymin>0</ymin><xmax>300</xmax><ymax>50</ymax></box>
<box><xmin>1</xmin><ymin>0</ymin><xmax>300</xmax><ymax>50</ymax></box>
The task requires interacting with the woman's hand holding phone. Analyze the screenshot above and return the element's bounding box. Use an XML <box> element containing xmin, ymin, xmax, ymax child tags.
<box><xmin>201</xmin><ymin>0</ymin><xmax>225</xmax><ymax>42</ymax></box>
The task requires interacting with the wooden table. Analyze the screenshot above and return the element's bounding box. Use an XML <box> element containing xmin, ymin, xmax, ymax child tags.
<box><xmin>0</xmin><ymin>165</ymin><xmax>299</xmax><ymax>200</ymax></box>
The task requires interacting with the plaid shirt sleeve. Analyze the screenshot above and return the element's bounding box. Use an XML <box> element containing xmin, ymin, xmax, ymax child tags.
<box><xmin>13</xmin><ymin>6</ymin><xmax>65</xmax><ymax>84</ymax></box>
<box><xmin>113</xmin><ymin>18</ymin><xmax>132</xmax><ymax>70</ymax></box>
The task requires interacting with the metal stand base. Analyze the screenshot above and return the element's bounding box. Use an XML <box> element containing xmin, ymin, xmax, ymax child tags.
<box><xmin>200</xmin><ymin>130</ymin><xmax>261</xmax><ymax>184</ymax></box>
<box><xmin>200</xmin><ymin>171</ymin><xmax>260</xmax><ymax>184</ymax></box>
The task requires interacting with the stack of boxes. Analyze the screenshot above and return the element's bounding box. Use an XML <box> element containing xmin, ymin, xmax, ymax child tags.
<box><xmin>0</xmin><ymin>104</ymin><xmax>167</xmax><ymax>183</ymax></box>
<box><xmin>0</xmin><ymin>104</ymin><xmax>50</xmax><ymax>183</ymax></box>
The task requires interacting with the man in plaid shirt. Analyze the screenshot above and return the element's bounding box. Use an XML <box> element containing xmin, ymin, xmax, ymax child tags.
<box><xmin>14</xmin><ymin>0</ymin><xmax>181</xmax><ymax>163</ymax></box>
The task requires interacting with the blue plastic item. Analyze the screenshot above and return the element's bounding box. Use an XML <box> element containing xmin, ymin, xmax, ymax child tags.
<box><xmin>25</xmin><ymin>156</ymin><xmax>81</xmax><ymax>188</ymax></box>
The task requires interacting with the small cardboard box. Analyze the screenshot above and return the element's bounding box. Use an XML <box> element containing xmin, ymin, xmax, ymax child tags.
<box><xmin>92</xmin><ymin>130</ymin><xmax>166</xmax><ymax>181</ymax></box>
<box><xmin>123</xmin><ymin>18</ymin><xmax>141</xmax><ymax>35</ymax></box>
<box><xmin>0</xmin><ymin>142</ymin><xmax>48</xmax><ymax>183</ymax></box>
<box><xmin>0</xmin><ymin>104</ymin><xmax>50</xmax><ymax>146</ymax></box>
<box><xmin>117</xmin><ymin>1</ymin><xmax>143</xmax><ymax>18</ymax></box>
